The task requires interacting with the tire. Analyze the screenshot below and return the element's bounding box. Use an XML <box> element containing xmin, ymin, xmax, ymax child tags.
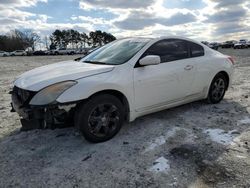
<box><xmin>207</xmin><ymin>73</ymin><xmax>227</xmax><ymax>104</ymax></box>
<box><xmin>75</xmin><ymin>94</ymin><xmax>125</xmax><ymax>143</ymax></box>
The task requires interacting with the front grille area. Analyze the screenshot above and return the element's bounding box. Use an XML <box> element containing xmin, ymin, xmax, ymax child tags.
<box><xmin>12</xmin><ymin>86</ymin><xmax>37</xmax><ymax>106</ymax></box>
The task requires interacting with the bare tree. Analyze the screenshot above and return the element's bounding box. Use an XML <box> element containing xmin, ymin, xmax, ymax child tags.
<box><xmin>22</xmin><ymin>30</ymin><xmax>41</xmax><ymax>51</ymax></box>
<box><xmin>44</xmin><ymin>36</ymin><xmax>50</xmax><ymax>50</ymax></box>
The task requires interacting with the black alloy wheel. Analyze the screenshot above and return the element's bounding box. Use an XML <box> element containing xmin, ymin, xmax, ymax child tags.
<box><xmin>88</xmin><ymin>104</ymin><xmax>120</xmax><ymax>138</ymax></box>
<box><xmin>75</xmin><ymin>94</ymin><xmax>124</xmax><ymax>143</ymax></box>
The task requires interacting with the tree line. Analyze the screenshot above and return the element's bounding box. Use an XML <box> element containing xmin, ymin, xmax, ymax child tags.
<box><xmin>0</xmin><ymin>30</ymin><xmax>40</xmax><ymax>52</ymax></box>
<box><xmin>49</xmin><ymin>29</ymin><xmax>116</xmax><ymax>50</ymax></box>
<box><xmin>0</xmin><ymin>29</ymin><xmax>116</xmax><ymax>52</ymax></box>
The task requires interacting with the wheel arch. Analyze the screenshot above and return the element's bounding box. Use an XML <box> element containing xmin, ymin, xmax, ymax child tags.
<box><xmin>205</xmin><ymin>70</ymin><xmax>230</xmax><ymax>99</ymax></box>
<box><xmin>78</xmin><ymin>89</ymin><xmax>131</xmax><ymax>122</ymax></box>
<box><xmin>217</xmin><ymin>71</ymin><xmax>230</xmax><ymax>90</ymax></box>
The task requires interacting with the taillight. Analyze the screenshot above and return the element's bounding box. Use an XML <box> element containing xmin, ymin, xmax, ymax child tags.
<box><xmin>228</xmin><ymin>56</ymin><xmax>235</xmax><ymax>65</ymax></box>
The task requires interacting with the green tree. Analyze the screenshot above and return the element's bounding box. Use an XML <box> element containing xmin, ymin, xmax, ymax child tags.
<box><xmin>89</xmin><ymin>30</ymin><xmax>116</xmax><ymax>47</ymax></box>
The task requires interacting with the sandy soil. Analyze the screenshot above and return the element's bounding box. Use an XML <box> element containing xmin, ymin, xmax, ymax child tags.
<box><xmin>0</xmin><ymin>50</ymin><xmax>250</xmax><ymax>188</ymax></box>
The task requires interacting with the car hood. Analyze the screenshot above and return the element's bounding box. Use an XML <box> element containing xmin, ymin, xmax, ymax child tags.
<box><xmin>14</xmin><ymin>60</ymin><xmax>114</xmax><ymax>91</ymax></box>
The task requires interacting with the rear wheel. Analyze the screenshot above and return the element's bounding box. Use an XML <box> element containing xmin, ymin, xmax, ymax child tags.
<box><xmin>207</xmin><ymin>73</ymin><xmax>227</xmax><ymax>104</ymax></box>
<box><xmin>75</xmin><ymin>94</ymin><xmax>125</xmax><ymax>143</ymax></box>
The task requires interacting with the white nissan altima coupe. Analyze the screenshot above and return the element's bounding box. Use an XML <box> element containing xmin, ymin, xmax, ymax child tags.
<box><xmin>11</xmin><ymin>37</ymin><xmax>234</xmax><ymax>142</ymax></box>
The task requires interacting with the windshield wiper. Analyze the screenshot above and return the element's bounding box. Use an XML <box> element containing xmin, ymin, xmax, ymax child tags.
<box><xmin>74</xmin><ymin>57</ymin><xmax>83</xmax><ymax>61</ymax></box>
<box><xmin>83</xmin><ymin>60</ymin><xmax>107</xmax><ymax>65</ymax></box>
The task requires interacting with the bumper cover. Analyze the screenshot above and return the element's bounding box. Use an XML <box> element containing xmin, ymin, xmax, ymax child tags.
<box><xmin>11</xmin><ymin>92</ymin><xmax>76</xmax><ymax>130</ymax></box>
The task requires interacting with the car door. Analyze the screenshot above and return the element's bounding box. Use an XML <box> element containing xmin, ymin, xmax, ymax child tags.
<box><xmin>134</xmin><ymin>39</ymin><xmax>196</xmax><ymax>112</ymax></box>
<box><xmin>187</xmin><ymin>41</ymin><xmax>207</xmax><ymax>94</ymax></box>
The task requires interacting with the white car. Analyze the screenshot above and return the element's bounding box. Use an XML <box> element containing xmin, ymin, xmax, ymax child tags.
<box><xmin>234</xmin><ymin>39</ymin><xmax>248</xmax><ymax>49</ymax></box>
<box><xmin>10</xmin><ymin>50</ymin><xmax>26</xmax><ymax>56</ymax></box>
<box><xmin>11</xmin><ymin>37</ymin><xmax>234</xmax><ymax>142</ymax></box>
<box><xmin>0</xmin><ymin>51</ymin><xmax>9</xmax><ymax>57</ymax></box>
<box><xmin>51</xmin><ymin>48</ymin><xmax>76</xmax><ymax>55</ymax></box>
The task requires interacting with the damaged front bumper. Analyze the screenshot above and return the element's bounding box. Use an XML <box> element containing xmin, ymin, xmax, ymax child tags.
<box><xmin>10</xmin><ymin>86</ymin><xmax>77</xmax><ymax>131</ymax></box>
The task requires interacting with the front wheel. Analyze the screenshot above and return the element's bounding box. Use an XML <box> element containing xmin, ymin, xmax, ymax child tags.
<box><xmin>75</xmin><ymin>94</ymin><xmax>125</xmax><ymax>143</ymax></box>
<box><xmin>207</xmin><ymin>73</ymin><xmax>227</xmax><ymax>104</ymax></box>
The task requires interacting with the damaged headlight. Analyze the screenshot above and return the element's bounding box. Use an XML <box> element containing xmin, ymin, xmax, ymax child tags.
<box><xmin>29</xmin><ymin>81</ymin><xmax>77</xmax><ymax>105</ymax></box>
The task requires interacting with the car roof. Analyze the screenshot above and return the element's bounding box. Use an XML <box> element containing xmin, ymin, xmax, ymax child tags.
<box><xmin>120</xmin><ymin>36</ymin><xmax>203</xmax><ymax>44</ymax></box>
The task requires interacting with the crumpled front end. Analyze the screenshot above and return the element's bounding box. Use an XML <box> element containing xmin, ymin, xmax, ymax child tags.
<box><xmin>10</xmin><ymin>86</ymin><xmax>77</xmax><ymax>131</ymax></box>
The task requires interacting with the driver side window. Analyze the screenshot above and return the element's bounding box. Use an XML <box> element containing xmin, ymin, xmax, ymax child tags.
<box><xmin>142</xmin><ymin>39</ymin><xmax>189</xmax><ymax>63</ymax></box>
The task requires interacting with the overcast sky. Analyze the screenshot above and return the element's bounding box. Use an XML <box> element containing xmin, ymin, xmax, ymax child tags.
<box><xmin>0</xmin><ymin>0</ymin><xmax>250</xmax><ymax>41</ymax></box>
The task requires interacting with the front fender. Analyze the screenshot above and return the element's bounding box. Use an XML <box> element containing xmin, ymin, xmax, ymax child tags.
<box><xmin>56</xmin><ymin>70</ymin><xmax>134</xmax><ymax>111</ymax></box>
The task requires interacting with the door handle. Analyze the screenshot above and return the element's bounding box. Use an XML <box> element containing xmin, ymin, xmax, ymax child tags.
<box><xmin>184</xmin><ymin>65</ymin><xmax>194</xmax><ymax>71</ymax></box>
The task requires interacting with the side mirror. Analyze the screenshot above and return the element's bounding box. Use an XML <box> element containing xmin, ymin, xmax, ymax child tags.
<box><xmin>139</xmin><ymin>55</ymin><xmax>161</xmax><ymax>66</ymax></box>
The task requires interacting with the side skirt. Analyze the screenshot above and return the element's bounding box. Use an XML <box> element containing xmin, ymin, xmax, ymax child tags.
<box><xmin>130</xmin><ymin>92</ymin><xmax>206</xmax><ymax>121</ymax></box>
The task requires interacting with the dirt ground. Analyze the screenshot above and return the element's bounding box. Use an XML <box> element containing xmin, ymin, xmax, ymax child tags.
<box><xmin>0</xmin><ymin>49</ymin><xmax>250</xmax><ymax>188</ymax></box>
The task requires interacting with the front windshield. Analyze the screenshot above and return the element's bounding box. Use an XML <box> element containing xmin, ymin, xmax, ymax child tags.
<box><xmin>81</xmin><ymin>38</ymin><xmax>150</xmax><ymax>65</ymax></box>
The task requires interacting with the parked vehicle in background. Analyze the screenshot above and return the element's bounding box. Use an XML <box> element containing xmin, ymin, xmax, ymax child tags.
<box><xmin>10</xmin><ymin>50</ymin><xmax>26</xmax><ymax>56</ymax></box>
<box><xmin>208</xmin><ymin>42</ymin><xmax>219</xmax><ymax>50</ymax></box>
<box><xmin>0</xmin><ymin>51</ymin><xmax>9</xmax><ymax>57</ymax></box>
<box><xmin>26</xmin><ymin>51</ymin><xmax>34</xmax><ymax>56</ymax></box>
<box><xmin>221</xmin><ymin>41</ymin><xmax>235</xmax><ymax>48</ymax></box>
<box><xmin>51</xmin><ymin>48</ymin><xmax>76</xmax><ymax>55</ymax></box>
<box><xmin>33</xmin><ymin>50</ymin><xmax>48</xmax><ymax>56</ymax></box>
<box><xmin>247</xmin><ymin>41</ymin><xmax>250</xmax><ymax>48</ymax></box>
<box><xmin>234</xmin><ymin>39</ymin><xmax>248</xmax><ymax>49</ymax></box>
<box><xmin>201</xmin><ymin>41</ymin><xmax>209</xmax><ymax>46</ymax></box>
<box><xmin>76</xmin><ymin>49</ymin><xmax>88</xmax><ymax>55</ymax></box>
<box><xmin>11</xmin><ymin>37</ymin><xmax>234</xmax><ymax>143</ymax></box>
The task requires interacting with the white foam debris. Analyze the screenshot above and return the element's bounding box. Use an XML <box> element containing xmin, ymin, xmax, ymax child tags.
<box><xmin>149</xmin><ymin>157</ymin><xmax>170</xmax><ymax>173</ymax></box>
<box><xmin>203</xmin><ymin>129</ymin><xmax>236</xmax><ymax>145</ymax></box>
<box><xmin>144</xmin><ymin>127</ymin><xmax>179</xmax><ymax>153</ymax></box>
<box><xmin>238</xmin><ymin>117</ymin><xmax>250</xmax><ymax>125</ymax></box>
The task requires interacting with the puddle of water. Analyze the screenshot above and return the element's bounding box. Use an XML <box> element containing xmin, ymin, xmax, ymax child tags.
<box><xmin>149</xmin><ymin>157</ymin><xmax>170</xmax><ymax>173</ymax></box>
<box><xmin>203</xmin><ymin>129</ymin><xmax>236</xmax><ymax>145</ymax></box>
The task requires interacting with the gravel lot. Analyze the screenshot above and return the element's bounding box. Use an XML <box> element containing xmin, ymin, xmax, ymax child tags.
<box><xmin>0</xmin><ymin>49</ymin><xmax>250</xmax><ymax>188</ymax></box>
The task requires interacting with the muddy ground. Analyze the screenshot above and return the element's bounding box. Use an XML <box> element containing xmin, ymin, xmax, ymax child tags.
<box><xmin>0</xmin><ymin>49</ymin><xmax>250</xmax><ymax>188</ymax></box>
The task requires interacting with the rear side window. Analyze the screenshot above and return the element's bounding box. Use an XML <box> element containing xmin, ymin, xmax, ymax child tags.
<box><xmin>189</xmin><ymin>42</ymin><xmax>204</xmax><ymax>57</ymax></box>
<box><xmin>143</xmin><ymin>39</ymin><xmax>189</xmax><ymax>63</ymax></box>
